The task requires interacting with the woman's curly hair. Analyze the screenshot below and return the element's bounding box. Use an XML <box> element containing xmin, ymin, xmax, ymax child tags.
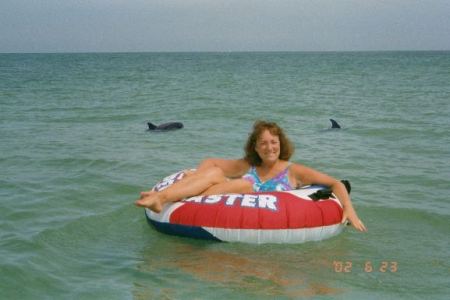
<box><xmin>244</xmin><ymin>120</ymin><xmax>295</xmax><ymax>166</ymax></box>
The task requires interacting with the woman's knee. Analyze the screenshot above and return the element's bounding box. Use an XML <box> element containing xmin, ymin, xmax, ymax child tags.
<box><xmin>202</xmin><ymin>166</ymin><xmax>227</xmax><ymax>184</ymax></box>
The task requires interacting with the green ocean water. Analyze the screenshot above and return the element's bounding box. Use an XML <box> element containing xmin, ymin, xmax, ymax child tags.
<box><xmin>1</xmin><ymin>52</ymin><xmax>449</xmax><ymax>299</ymax></box>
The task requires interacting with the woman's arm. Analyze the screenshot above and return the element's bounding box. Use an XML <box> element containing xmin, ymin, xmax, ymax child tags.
<box><xmin>290</xmin><ymin>163</ymin><xmax>367</xmax><ymax>232</ymax></box>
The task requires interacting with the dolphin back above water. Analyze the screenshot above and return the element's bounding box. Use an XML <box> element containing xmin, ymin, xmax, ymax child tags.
<box><xmin>147</xmin><ymin>122</ymin><xmax>184</xmax><ymax>131</ymax></box>
<box><xmin>329</xmin><ymin>119</ymin><xmax>341</xmax><ymax>129</ymax></box>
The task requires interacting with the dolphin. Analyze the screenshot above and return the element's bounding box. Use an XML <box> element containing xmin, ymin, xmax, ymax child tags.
<box><xmin>329</xmin><ymin>119</ymin><xmax>341</xmax><ymax>129</ymax></box>
<box><xmin>147</xmin><ymin>122</ymin><xmax>184</xmax><ymax>131</ymax></box>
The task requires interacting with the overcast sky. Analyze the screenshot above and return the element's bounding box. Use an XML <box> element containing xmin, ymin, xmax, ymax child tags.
<box><xmin>1</xmin><ymin>0</ymin><xmax>449</xmax><ymax>53</ymax></box>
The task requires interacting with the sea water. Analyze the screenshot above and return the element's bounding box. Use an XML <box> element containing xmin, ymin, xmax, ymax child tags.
<box><xmin>1</xmin><ymin>52</ymin><xmax>449</xmax><ymax>299</ymax></box>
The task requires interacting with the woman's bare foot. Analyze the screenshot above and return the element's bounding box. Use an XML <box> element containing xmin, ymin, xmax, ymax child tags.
<box><xmin>135</xmin><ymin>192</ymin><xmax>164</xmax><ymax>213</ymax></box>
<box><xmin>139</xmin><ymin>190</ymin><xmax>155</xmax><ymax>199</ymax></box>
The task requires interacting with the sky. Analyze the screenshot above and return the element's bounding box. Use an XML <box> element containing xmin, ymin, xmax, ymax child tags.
<box><xmin>1</xmin><ymin>0</ymin><xmax>449</xmax><ymax>53</ymax></box>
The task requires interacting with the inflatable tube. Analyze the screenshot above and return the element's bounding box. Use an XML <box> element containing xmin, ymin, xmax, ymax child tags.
<box><xmin>145</xmin><ymin>171</ymin><xmax>345</xmax><ymax>244</ymax></box>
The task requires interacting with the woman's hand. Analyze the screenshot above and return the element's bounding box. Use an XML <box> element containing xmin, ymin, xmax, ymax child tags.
<box><xmin>291</xmin><ymin>164</ymin><xmax>367</xmax><ymax>232</ymax></box>
<box><xmin>342</xmin><ymin>206</ymin><xmax>367</xmax><ymax>232</ymax></box>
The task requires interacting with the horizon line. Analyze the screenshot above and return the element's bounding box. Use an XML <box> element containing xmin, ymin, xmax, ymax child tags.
<box><xmin>1</xmin><ymin>49</ymin><xmax>449</xmax><ymax>55</ymax></box>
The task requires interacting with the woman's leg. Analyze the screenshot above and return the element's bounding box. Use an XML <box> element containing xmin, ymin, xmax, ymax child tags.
<box><xmin>201</xmin><ymin>179</ymin><xmax>253</xmax><ymax>196</ymax></box>
<box><xmin>139</xmin><ymin>169</ymin><xmax>197</xmax><ymax>199</ymax></box>
<box><xmin>135</xmin><ymin>167</ymin><xmax>228</xmax><ymax>212</ymax></box>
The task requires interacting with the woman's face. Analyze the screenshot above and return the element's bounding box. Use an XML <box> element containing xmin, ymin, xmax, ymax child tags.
<box><xmin>255</xmin><ymin>129</ymin><xmax>280</xmax><ymax>164</ymax></box>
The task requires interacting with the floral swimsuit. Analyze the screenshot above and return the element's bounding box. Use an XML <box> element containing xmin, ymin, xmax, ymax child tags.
<box><xmin>242</xmin><ymin>165</ymin><xmax>294</xmax><ymax>192</ymax></box>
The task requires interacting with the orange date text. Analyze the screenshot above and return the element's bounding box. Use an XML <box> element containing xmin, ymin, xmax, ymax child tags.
<box><xmin>333</xmin><ymin>261</ymin><xmax>398</xmax><ymax>273</ymax></box>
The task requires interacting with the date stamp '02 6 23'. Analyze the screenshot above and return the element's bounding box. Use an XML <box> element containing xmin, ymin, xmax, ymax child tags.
<box><xmin>333</xmin><ymin>261</ymin><xmax>398</xmax><ymax>273</ymax></box>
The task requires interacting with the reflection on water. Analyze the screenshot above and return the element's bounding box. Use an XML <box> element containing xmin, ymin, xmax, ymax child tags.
<box><xmin>133</xmin><ymin>234</ymin><xmax>351</xmax><ymax>299</ymax></box>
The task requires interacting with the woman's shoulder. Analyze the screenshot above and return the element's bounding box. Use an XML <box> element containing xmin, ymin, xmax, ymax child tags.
<box><xmin>287</xmin><ymin>161</ymin><xmax>311</xmax><ymax>175</ymax></box>
<box><xmin>284</xmin><ymin>160</ymin><xmax>303</xmax><ymax>168</ymax></box>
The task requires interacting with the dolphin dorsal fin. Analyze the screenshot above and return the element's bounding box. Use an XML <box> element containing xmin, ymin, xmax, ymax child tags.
<box><xmin>147</xmin><ymin>122</ymin><xmax>157</xmax><ymax>130</ymax></box>
<box><xmin>329</xmin><ymin>119</ymin><xmax>341</xmax><ymax>129</ymax></box>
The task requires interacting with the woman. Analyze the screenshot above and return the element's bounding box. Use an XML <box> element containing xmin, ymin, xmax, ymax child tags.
<box><xmin>136</xmin><ymin>120</ymin><xmax>367</xmax><ymax>232</ymax></box>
